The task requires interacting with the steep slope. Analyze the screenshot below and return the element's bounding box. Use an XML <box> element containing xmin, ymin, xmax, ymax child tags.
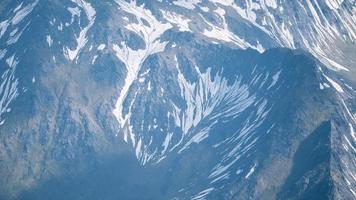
<box><xmin>168</xmin><ymin>0</ymin><xmax>356</xmax><ymax>72</ymax></box>
<box><xmin>278</xmin><ymin>121</ymin><xmax>333</xmax><ymax>200</ymax></box>
<box><xmin>0</xmin><ymin>0</ymin><xmax>355</xmax><ymax>199</ymax></box>
<box><xmin>5</xmin><ymin>46</ymin><xmax>354</xmax><ymax>200</ymax></box>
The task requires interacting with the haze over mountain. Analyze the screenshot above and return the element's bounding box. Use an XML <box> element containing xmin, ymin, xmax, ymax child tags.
<box><xmin>0</xmin><ymin>0</ymin><xmax>355</xmax><ymax>199</ymax></box>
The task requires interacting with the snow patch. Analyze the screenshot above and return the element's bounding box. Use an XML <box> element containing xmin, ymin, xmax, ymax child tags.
<box><xmin>267</xmin><ymin>70</ymin><xmax>281</xmax><ymax>89</ymax></box>
<box><xmin>162</xmin><ymin>10</ymin><xmax>191</xmax><ymax>32</ymax></box>
<box><xmin>11</xmin><ymin>0</ymin><xmax>39</xmax><ymax>25</ymax></box>
<box><xmin>97</xmin><ymin>44</ymin><xmax>106</xmax><ymax>51</ymax></box>
<box><xmin>91</xmin><ymin>55</ymin><xmax>98</xmax><ymax>64</ymax></box>
<box><xmin>199</xmin><ymin>8</ymin><xmax>264</xmax><ymax>52</ymax></box>
<box><xmin>112</xmin><ymin>1</ymin><xmax>173</xmax><ymax>165</ymax></box>
<box><xmin>173</xmin><ymin>0</ymin><xmax>201</xmax><ymax>10</ymax></box>
<box><xmin>0</xmin><ymin>49</ymin><xmax>7</xmax><ymax>60</ymax></box>
<box><xmin>245</xmin><ymin>163</ymin><xmax>257</xmax><ymax>179</ymax></box>
<box><xmin>191</xmin><ymin>188</ymin><xmax>214</xmax><ymax>200</ymax></box>
<box><xmin>46</xmin><ymin>35</ymin><xmax>53</xmax><ymax>47</ymax></box>
<box><xmin>0</xmin><ymin>56</ymin><xmax>20</xmax><ymax>126</ymax></box>
<box><xmin>325</xmin><ymin>0</ymin><xmax>344</xmax><ymax>10</ymax></box>
<box><xmin>264</xmin><ymin>0</ymin><xmax>278</xmax><ymax>9</ymax></box>
<box><xmin>324</xmin><ymin>75</ymin><xmax>344</xmax><ymax>93</ymax></box>
<box><xmin>64</xmin><ymin>0</ymin><xmax>96</xmax><ymax>62</ymax></box>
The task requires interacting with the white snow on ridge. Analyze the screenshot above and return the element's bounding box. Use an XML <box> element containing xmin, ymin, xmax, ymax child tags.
<box><xmin>97</xmin><ymin>44</ymin><xmax>106</xmax><ymax>51</ymax></box>
<box><xmin>245</xmin><ymin>163</ymin><xmax>257</xmax><ymax>179</ymax></box>
<box><xmin>6</xmin><ymin>55</ymin><xmax>18</xmax><ymax>68</ymax></box>
<box><xmin>323</xmin><ymin>74</ymin><xmax>344</xmax><ymax>93</ymax></box>
<box><xmin>199</xmin><ymin>7</ymin><xmax>264</xmax><ymax>52</ymax></box>
<box><xmin>161</xmin><ymin>10</ymin><xmax>192</xmax><ymax>32</ymax></box>
<box><xmin>207</xmin><ymin>95</ymin><xmax>271</xmax><ymax>183</ymax></box>
<box><xmin>174</xmin><ymin>62</ymin><xmax>255</xmax><ymax>154</ymax></box>
<box><xmin>114</xmin><ymin>50</ymin><xmax>258</xmax><ymax>165</ymax></box>
<box><xmin>112</xmin><ymin>1</ymin><xmax>172</xmax><ymax>161</ymax></box>
<box><xmin>73</xmin><ymin>0</ymin><xmax>96</xmax><ymax>20</ymax></box>
<box><xmin>0</xmin><ymin>49</ymin><xmax>7</xmax><ymax>60</ymax></box>
<box><xmin>200</xmin><ymin>6</ymin><xmax>209</xmax><ymax>12</ymax></box>
<box><xmin>101</xmin><ymin>0</ymin><xmax>355</xmax><ymax>168</ymax></box>
<box><xmin>67</xmin><ymin>7</ymin><xmax>81</xmax><ymax>18</ymax></box>
<box><xmin>0</xmin><ymin>20</ymin><xmax>9</xmax><ymax>39</ymax></box>
<box><xmin>46</xmin><ymin>35</ymin><xmax>53</xmax><ymax>47</ymax></box>
<box><xmin>206</xmin><ymin>0</ymin><xmax>354</xmax><ymax>71</ymax></box>
<box><xmin>173</xmin><ymin>0</ymin><xmax>201</xmax><ymax>10</ymax></box>
<box><xmin>108</xmin><ymin>0</ymin><xmax>354</xmax><ymax>73</ymax></box>
<box><xmin>264</xmin><ymin>0</ymin><xmax>278</xmax><ymax>9</ymax></box>
<box><xmin>117</xmin><ymin>51</ymin><xmax>269</xmax><ymax>165</ymax></box>
<box><xmin>91</xmin><ymin>55</ymin><xmax>98</xmax><ymax>64</ymax></box>
<box><xmin>267</xmin><ymin>70</ymin><xmax>281</xmax><ymax>89</ymax></box>
<box><xmin>191</xmin><ymin>188</ymin><xmax>214</xmax><ymax>200</ymax></box>
<box><xmin>325</xmin><ymin>0</ymin><xmax>345</xmax><ymax>10</ymax></box>
<box><xmin>145</xmin><ymin>57</ymin><xmax>257</xmax><ymax>164</ymax></box>
<box><xmin>13</xmin><ymin>2</ymin><xmax>24</xmax><ymax>13</ymax></box>
<box><xmin>113</xmin><ymin>0</ymin><xmax>171</xmax><ymax>127</ymax></box>
<box><xmin>348</xmin><ymin>123</ymin><xmax>356</xmax><ymax>152</ymax></box>
<box><xmin>135</xmin><ymin>138</ymin><xmax>142</xmax><ymax>158</ymax></box>
<box><xmin>0</xmin><ymin>1</ymin><xmax>39</xmax><ymax>126</ymax></box>
<box><xmin>162</xmin><ymin>132</ymin><xmax>173</xmax><ymax>155</ymax></box>
<box><xmin>159</xmin><ymin>1</ymin><xmax>264</xmax><ymax>51</ymax></box>
<box><xmin>64</xmin><ymin>0</ymin><xmax>96</xmax><ymax>62</ymax></box>
<box><xmin>312</xmin><ymin>46</ymin><xmax>350</xmax><ymax>71</ymax></box>
<box><xmin>0</xmin><ymin>56</ymin><xmax>20</xmax><ymax>126</ymax></box>
<box><xmin>11</xmin><ymin>0</ymin><xmax>39</xmax><ymax>25</ymax></box>
<box><xmin>6</xmin><ymin>23</ymin><xmax>28</xmax><ymax>45</ymax></box>
<box><xmin>67</xmin><ymin>6</ymin><xmax>81</xmax><ymax>24</ymax></box>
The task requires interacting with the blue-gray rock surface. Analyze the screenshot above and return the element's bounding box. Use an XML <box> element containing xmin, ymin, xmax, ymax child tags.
<box><xmin>0</xmin><ymin>0</ymin><xmax>355</xmax><ymax>199</ymax></box>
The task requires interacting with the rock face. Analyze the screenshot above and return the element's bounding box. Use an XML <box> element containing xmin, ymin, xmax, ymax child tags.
<box><xmin>0</xmin><ymin>0</ymin><xmax>355</xmax><ymax>199</ymax></box>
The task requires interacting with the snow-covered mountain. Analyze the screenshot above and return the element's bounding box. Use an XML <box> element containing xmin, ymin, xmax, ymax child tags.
<box><xmin>0</xmin><ymin>0</ymin><xmax>355</xmax><ymax>199</ymax></box>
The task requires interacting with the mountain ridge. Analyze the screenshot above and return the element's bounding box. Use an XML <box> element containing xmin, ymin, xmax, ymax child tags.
<box><xmin>0</xmin><ymin>0</ymin><xmax>355</xmax><ymax>199</ymax></box>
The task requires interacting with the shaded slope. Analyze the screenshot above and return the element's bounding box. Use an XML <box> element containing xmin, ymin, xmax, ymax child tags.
<box><xmin>278</xmin><ymin>121</ymin><xmax>333</xmax><ymax>200</ymax></box>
